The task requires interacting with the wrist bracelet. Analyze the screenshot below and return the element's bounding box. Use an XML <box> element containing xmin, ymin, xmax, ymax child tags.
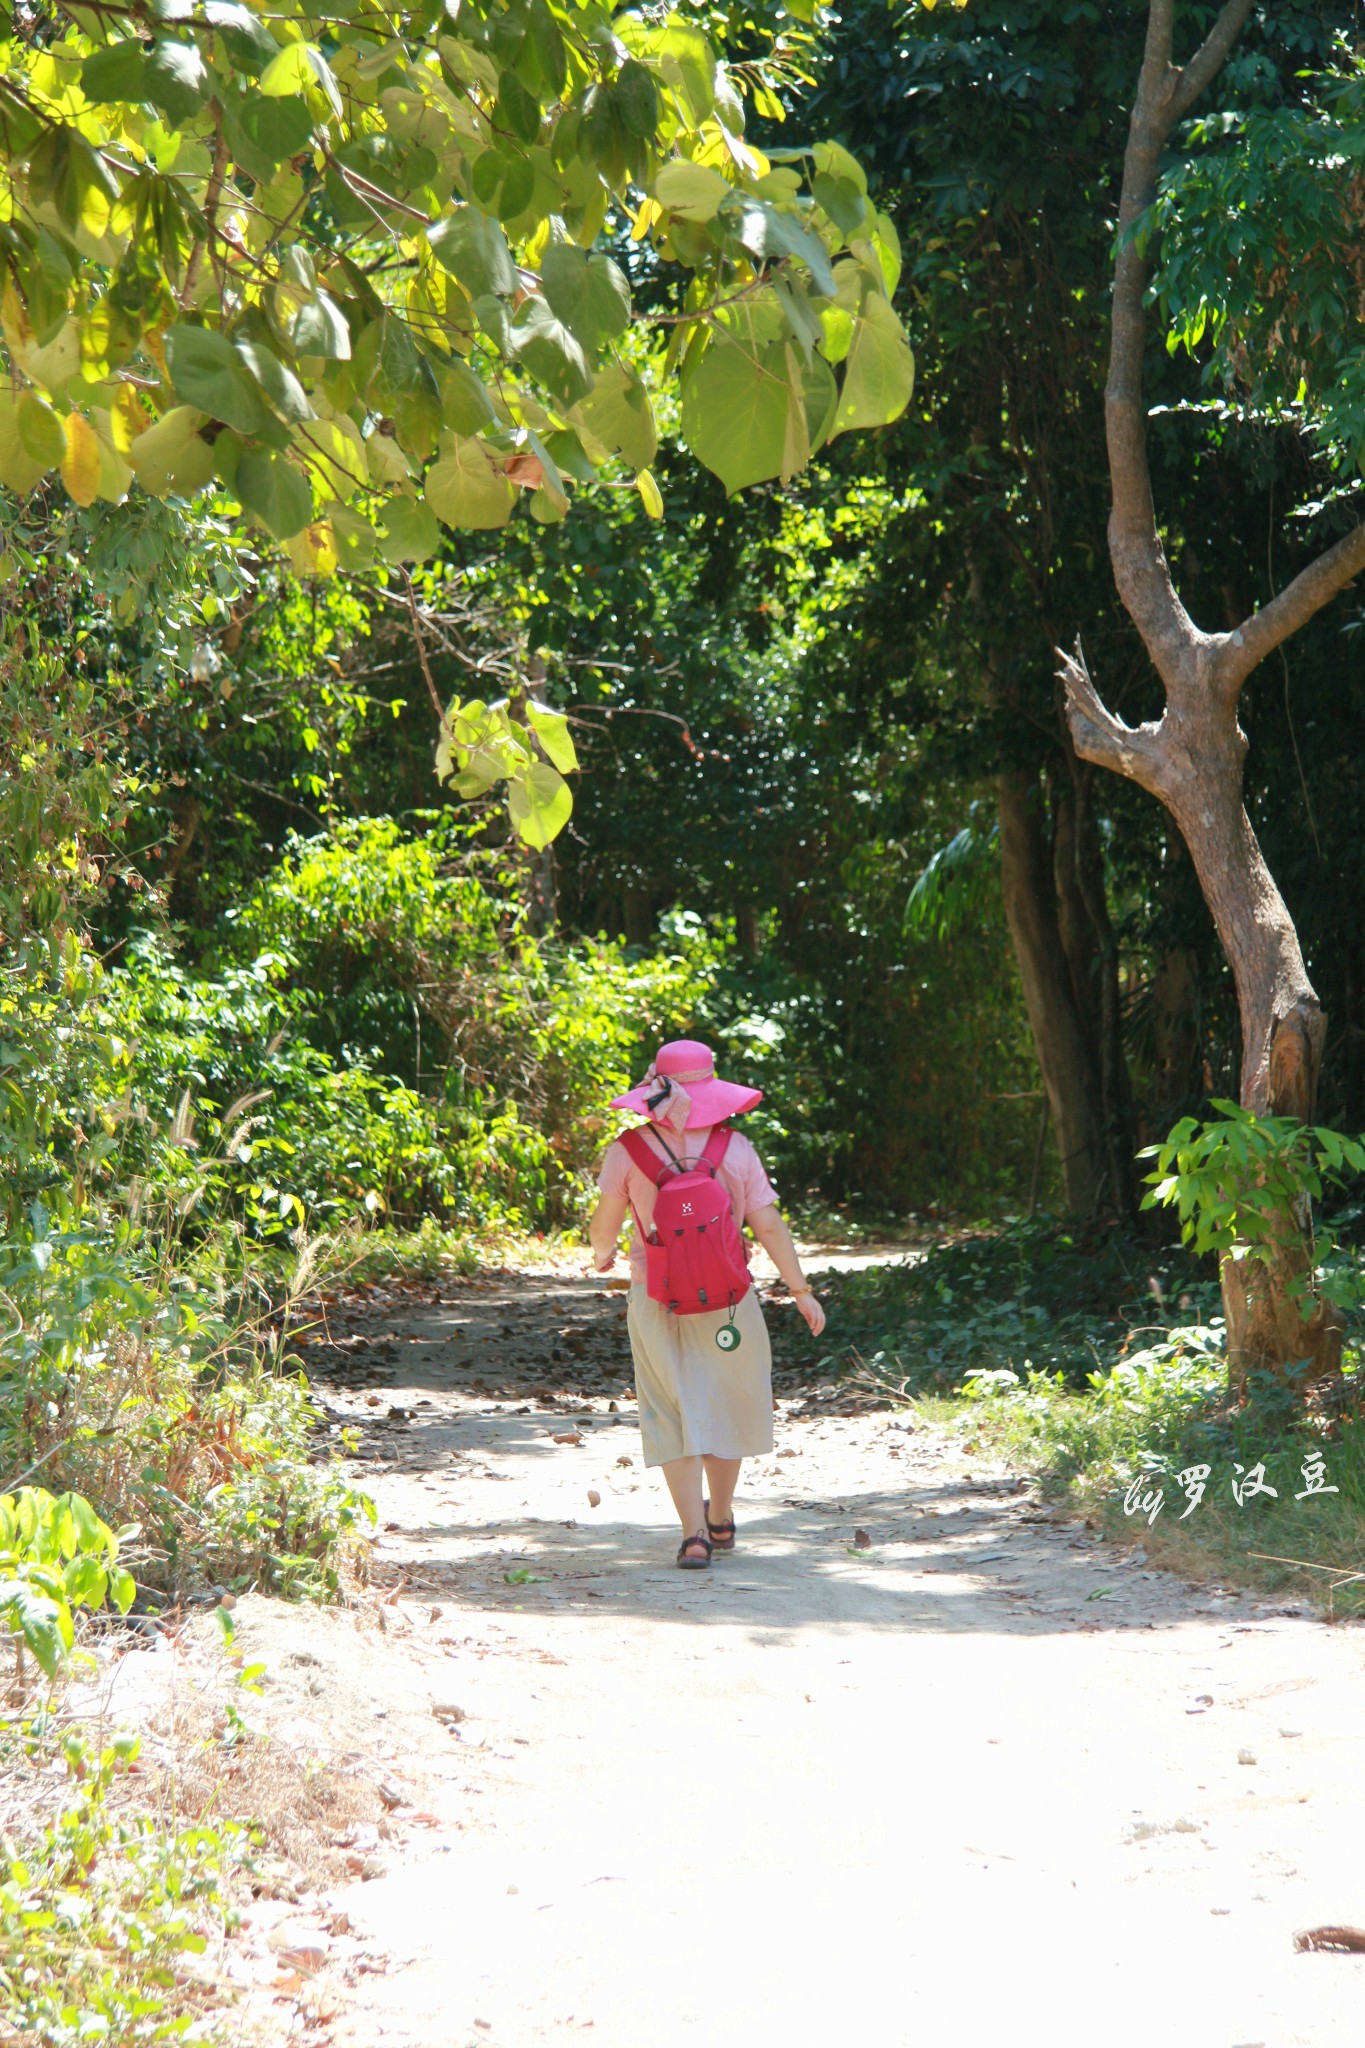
<box><xmin>790</xmin><ymin>1285</ymin><xmax>812</xmax><ymax>1297</ymax></box>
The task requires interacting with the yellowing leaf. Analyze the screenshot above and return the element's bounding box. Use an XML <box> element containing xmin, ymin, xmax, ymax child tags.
<box><xmin>652</xmin><ymin>159</ymin><xmax>731</xmax><ymax>223</ymax></box>
<box><xmin>635</xmin><ymin>467</ymin><xmax>663</xmax><ymax>519</ymax></box>
<box><xmin>525</xmin><ymin>699</ymin><xmax>578</xmax><ymax>774</ymax></box>
<box><xmin>286</xmin><ymin>519</ymin><xmax>339</xmax><ymax>576</ymax></box>
<box><xmin>111</xmin><ymin>383</ymin><xmax>150</xmax><ymax>453</ymax></box>
<box><xmin>259</xmin><ymin>39</ymin><xmax>314</xmax><ymax>97</ymax></box>
<box><xmin>1</xmin><ymin>279</ymin><xmax>32</xmax><ymax>363</ymax></box>
<box><xmin>23</xmin><ymin>318</ymin><xmax>82</xmax><ymax>393</ymax></box>
<box><xmin>507</xmin><ymin>759</ymin><xmax>572</xmax><ymax>849</ymax></box>
<box><xmin>424</xmin><ymin>434</ymin><xmax>515</xmax><ymax>530</ymax></box>
<box><xmin>89</xmin><ymin>409</ymin><xmax>133</xmax><ymax>503</ymax></box>
<box><xmin>60</xmin><ymin>411</ymin><xmax>101</xmax><ymax>505</ymax></box>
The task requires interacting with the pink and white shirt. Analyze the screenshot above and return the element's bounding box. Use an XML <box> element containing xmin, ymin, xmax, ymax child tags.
<box><xmin>597</xmin><ymin>1125</ymin><xmax>778</xmax><ymax>1283</ymax></box>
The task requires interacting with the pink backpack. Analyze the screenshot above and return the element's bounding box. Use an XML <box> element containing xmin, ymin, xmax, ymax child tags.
<box><xmin>619</xmin><ymin>1124</ymin><xmax>752</xmax><ymax>1316</ymax></box>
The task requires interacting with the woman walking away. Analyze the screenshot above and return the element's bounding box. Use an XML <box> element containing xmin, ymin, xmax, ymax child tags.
<box><xmin>587</xmin><ymin>1039</ymin><xmax>826</xmax><ymax>1569</ymax></box>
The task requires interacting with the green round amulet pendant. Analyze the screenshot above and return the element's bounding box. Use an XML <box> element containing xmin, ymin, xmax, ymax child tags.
<box><xmin>716</xmin><ymin>1323</ymin><xmax>741</xmax><ymax>1352</ymax></box>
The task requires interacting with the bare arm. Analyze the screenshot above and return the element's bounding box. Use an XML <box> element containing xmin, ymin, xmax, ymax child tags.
<box><xmin>747</xmin><ymin>1202</ymin><xmax>826</xmax><ymax>1336</ymax></box>
<box><xmin>586</xmin><ymin>1191</ymin><xmax>630</xmax><ymax>1273</ymax></box>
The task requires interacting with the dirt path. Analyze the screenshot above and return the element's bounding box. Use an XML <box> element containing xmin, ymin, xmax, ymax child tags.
<box><xmin>218</xmin><ymin>1264</ymin><xmax>1365</xmax><ymax>2045</ymax></box>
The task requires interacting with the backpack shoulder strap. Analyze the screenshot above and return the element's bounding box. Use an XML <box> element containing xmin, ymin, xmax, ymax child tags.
<box><xmin>699</xmin><ymin>1124</ymin><xmax>733</xmax><ymax>1174</ymax></box>
<box><xmin>619</xmin><ymin>1126</ymin><xmax>668</xmax><ymax>1185</ymax></box>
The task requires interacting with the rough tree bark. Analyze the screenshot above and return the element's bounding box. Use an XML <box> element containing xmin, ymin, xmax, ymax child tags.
<box><xmin>1057</xmin><ymin>0</ymin><xmax>1365</xmax><ymax>1390</ymax></box>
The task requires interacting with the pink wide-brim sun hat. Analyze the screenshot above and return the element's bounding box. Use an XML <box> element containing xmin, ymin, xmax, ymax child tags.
<box><xmin>609</xmin><ymin>1038</ymin><xmax>762</xmax><ymax>1128</ymax></box>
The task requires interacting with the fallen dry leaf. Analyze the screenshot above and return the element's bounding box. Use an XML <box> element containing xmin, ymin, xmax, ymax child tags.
<box><xmin>277</xmin><ymin>1945</ymin><xmax>329</xmax><ymax>1975</ymax></box>
<box><xmin>553</xmin><ymin>1431</ymin><xmax>583</xmax><ymax>1445</ymax></box>
<box><xmin>1295</xmin><ymin>1925</ymin><xmax>1365</xmax><ymax>1953</ymax></box>
<box><xmin>587</xmin><ymin>1489</ymin><xmax>601</xmax><ymax>1507</ymax></box>
<box><xmin>853</xmin><ymin>1529</ymin><xmax>873</xmax><ymax>1549</ymax></box>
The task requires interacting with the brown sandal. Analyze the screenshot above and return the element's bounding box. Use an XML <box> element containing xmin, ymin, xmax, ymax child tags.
<box><xmin>676</xmin><ymin>1531</ymin><xmax>713</xmax><ymax>1569</ymax></box>
<box><xmin>704</xmin><ymin>1500</ymin><xmax>736</xmax><ymax>1552</ymax></box>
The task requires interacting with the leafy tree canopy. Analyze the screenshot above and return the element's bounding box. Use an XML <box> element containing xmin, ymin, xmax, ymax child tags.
<box><xmin>0</xmin><ymin>0</ymin><xmax>912</xmax><ymax>560</ymax></box>
<box><xmin>1147</xmin><ymin>30</ymin><xmax>1364</xmax><ymax>469</ymax></box>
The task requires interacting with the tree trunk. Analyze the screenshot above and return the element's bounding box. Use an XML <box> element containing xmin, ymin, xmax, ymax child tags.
<box><xmin>1149</xmin><ymin>944</ymin><xmax>1200</xmax><ymax>1136</ymax></box>
<box><xmin>1056</xmin><ymin>0</ymin><xmax>1365</xmax><ymax>1392</ymax></box>
<box><xmin>525</xmin><ymin>844</ymin><xmax>556</xmax><ymax>938</ymax></box>
<box><xmin>1160</xmin><ymin>766</ymin><xmax>1340</xmax><ymax>1388</ymax></box>
<box><xmin>1052</xmin><ymin>750</ymin><xmax>1137</xmax><ymax>1214</ymax></box>
<box><xmin>998</xmin><ymin>769</ymin><xmax>1108</xmax><ymax>1216</ymax></box>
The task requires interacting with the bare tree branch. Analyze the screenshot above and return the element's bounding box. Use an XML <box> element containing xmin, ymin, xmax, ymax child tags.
<box><xmin>1056</xmin><ymin>639</ymin><xmax>1169</xmax><ymax>799</ymax></box>
<box><xmin>1219</xmin><ymin>519</ymin><xmax>1365</xmax><ymax>690</ymax></box>
<box><xmin>1171</xmin><ymin>0</ymin><xmax>1257</xmax><ymax>118</ymax></box>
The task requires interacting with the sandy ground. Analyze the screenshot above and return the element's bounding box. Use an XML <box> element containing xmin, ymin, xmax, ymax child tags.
<box><xmin>82</xmin><ymin>1261</ymin><xmax>1365</xmax><ymax>2048</ymax></box>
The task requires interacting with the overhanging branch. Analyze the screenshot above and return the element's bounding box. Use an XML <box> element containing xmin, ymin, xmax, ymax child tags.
<box><xmin>1218</xmin><ymin>519</ymin><xmax>1365</xmax><ymax>692</ymax></box>
<box><xmin>1171</xmin><ymin>0</ymin><xmax>1257</xmax><ymax>119</ymax></box>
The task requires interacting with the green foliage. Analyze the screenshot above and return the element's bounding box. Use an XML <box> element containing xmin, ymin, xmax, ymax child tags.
<box><xmin>434</xmin><ymin>691</ymin><xmax>579</xmax><ymax>848</ymax></box>
<box><xmin>216</xmin><ymin>816</ymin><xmax>727</xmax><ymax>1225</ymax></box>
<box><xmin>1140</xmin><ymin>1102</ymin><xmax>1365</xmax><ymax>1316</ymax></box>
<box><xmin>781</xmin><ymin>1218</ymin><xmax>1221</xmax><ymax>1393</ymax></box>
<box><xmin>0</xmin><ymin>0</ymin><xmax>909</xmax><ymax>541</ymax></box>
<box><xmin>0</xmin><ymin>1487</ymin><xmax>136</xmax><ymax>1681</ymax></box>
<box><xmin>904</xmin><ymin>804</ymin><xmax>999</xmax><ymax>943</ymax></box>
<box><xmin>0</xmin><ymin>1725</ymin><xmax>251</xmax><ymax>2045</ymax></box>
<box><xmin>1151</xmin><ymin>47</ymin><xmax>1365</xmax><ymax>472</ymax></box>
<box><xmin>962</xmin><ymin>1323</ymin><xmax>1230</xmax><ymax>1501</ymax></box>
<box><xmin>0</xmin><ymin>0</ymin><xmax>917</xmax><ymax>854</ymax></box>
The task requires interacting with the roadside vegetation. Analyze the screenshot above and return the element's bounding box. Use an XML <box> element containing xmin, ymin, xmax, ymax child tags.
<box><xmin>6</xmin><ymin>0</ymin><xmax>1365</xmax><ymax>2034</ymax></box>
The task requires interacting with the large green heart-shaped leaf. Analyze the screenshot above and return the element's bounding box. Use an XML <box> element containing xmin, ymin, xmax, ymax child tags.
<box><xmin>292</xmin><ymin>287</ymin><xmax>350</xmax><ymax>360</ymax></box>
<box><xmin>0</xmin><ymin>397</ymin><xmax>50</xmax><ymax>493</ymax></box>
<box><xmin>512</xmin><ymin>297</ymin><xmax>592</xmax><ymax>405</ymax></box>
<box><xmin>17</xmin><ymin>390</ymin><xmax>67</xmax><ymax>467</ymax></box>
<box><xmin>424</xmin><ymin>435</ymin><xmax>515</xmax><ymax>529</ymax></box>
<box><xmin>361</xmin><ymin>313</ymin><xmax>442</xmax><ymax>457</ymax></box>
<box><xmin>571</xmin><ymin>363</ymin><xmax>656</xmax><ymax>470</ymax></box>
<box><xmin>378</xmin><ymin>494</ymin><xmax>441</xmax><ymax>563</ymax></box>
<box><xmin>235</xmin><ymin>445</ymin><xmax>312</xmax><ymax>537</ymax></box>
<box><xmin>127</xmin><ymin>405</ymin><xmax>216</xmax><ymax>496</ymax></box>
<box><xmin>681</xmin><ymin>333</ymin><xmax>798</xmax><ymax>494</ymax></box>
<box><xmin>230</xmin><ymin>92</ymin><xmax>314</xmax><ymax>177</ymax></box>
<box><xmin>833</xmin><ymin>294</ymin><xmax>915</xmax><ymax>434</ymax></box>
<box><xmin>80</xmin><ymin>38</ymin><xmax>150</xmax><ymax>102</ymax></box>
<box><xmin>653</xmin><ymin>159</ymin><xmax>730</xmax><ymax>222</ymax></box>
<box><xmin>166</xmin><ymin>324</ymin><xmax>268</xmax><ymax>433</ymax></box>
<box><xmin>427</xmin><ymin>206</ymin><xmax>516</xmax><ymax>299</ymax></box>
<box><xmin>204</xmin><ymin>0</ymin><xmax>279</xmax><ymax>74</ymax></box>
<box><xmin>144</xmin><ymin>40</ymin><xmax>210</xmax><ymax>123</ymax></box>
<box><xmin>437</xmin><ymin>359</ymin><xmax>496</xmax><ymax>435</ymax></box>
<box><xmin>235</xmin><ymin>338</ymin><xmax>314</xmax><ymax>423</ymax></box>
<box><xmin>540</xmin><ymin>245</ymin><xmax>630</xmax><ymax>353</ymax></box>
<box><xmin>508</xmin><ymin>759</ymin><xmax>572</xmax><ymax>849</ymax></box>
